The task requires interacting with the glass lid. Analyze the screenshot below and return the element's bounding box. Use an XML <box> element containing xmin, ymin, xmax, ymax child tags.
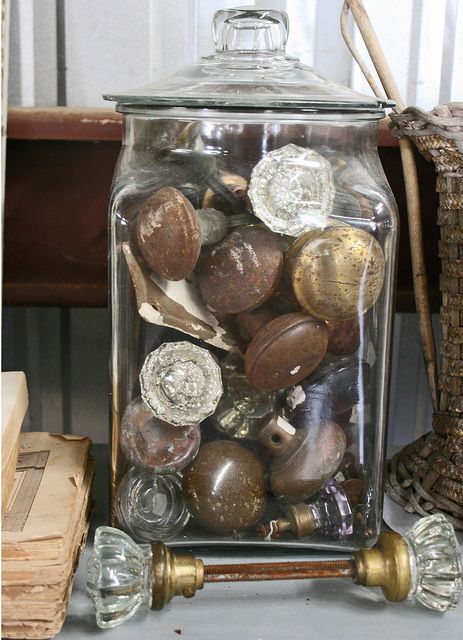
<box><xmin>105</xmin><ymin>8</ymin><xmax>393</xmax><ymax>115</ymax></box>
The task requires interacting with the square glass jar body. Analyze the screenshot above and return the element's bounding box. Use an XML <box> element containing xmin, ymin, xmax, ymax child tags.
<box><xmin>109</xmin><ymin>107</ymin><xmax>398</xmax><ymax>551</ymax></box>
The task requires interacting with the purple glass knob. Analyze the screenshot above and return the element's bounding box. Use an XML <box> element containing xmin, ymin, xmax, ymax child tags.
<box><xmin>258</xmin><ymin>478</ymin><xmax>354</xmax><ymax>540</ymax></box>
<box><xmin>311</xmin><ymin>479</ymin><xmax>354</xmax><ymax>538</ymax></box>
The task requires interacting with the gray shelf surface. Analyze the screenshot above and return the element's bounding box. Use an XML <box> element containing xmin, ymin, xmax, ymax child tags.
<box><xmin>57</xmin><ymin>445</ymin><xmax>463</xmax><ymax>640</ymax></box>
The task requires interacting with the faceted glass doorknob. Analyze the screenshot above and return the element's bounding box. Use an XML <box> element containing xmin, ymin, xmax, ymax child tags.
<box><xmin>404</xmin><ymin>513</ymin><xmax>463</xmax><ymax>612</ymax></box>
<box><xmin>258</xmin><ymin>478</ymin><xmax>354</xmax><ymax>540</ymax></box>
<box><xmin>86</xmin><ymin>527</ymin><xmax>152</xmax><ymax>629</ymax></box>
<box><xmin>87</xmin><ymin>515</ymin><xmax>462</xmax><ymax>629</ymax></box>
<box><xmin>248</xmin><ymin>144</ymin><xmax>335</xmax><ymax>236</ymax></box>
<box><xmin>140</xmin><ymin>342</ymin><xmax>223</xmax><ymax>426</ymax></box>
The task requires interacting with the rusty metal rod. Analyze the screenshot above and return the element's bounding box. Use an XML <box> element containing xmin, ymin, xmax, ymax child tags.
<box><xmin>203</xmin><ymin>559</ymin><xmax>355</xmax><ymax>583</ymax></box>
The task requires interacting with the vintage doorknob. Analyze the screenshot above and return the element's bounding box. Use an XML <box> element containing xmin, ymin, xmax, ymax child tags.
<box><xmin>258</xmin><ymin>478</ymin><xmax>354</xmax><ymax>540</ymax></box>
<box><xmin>256</xmin><ymin>413</ymin><xmax>346</xmax><ymax>503</ymax></box>
<box><xmin>289</xmin><ymin>226</ymin><xmax>385</xmax><ymax>321</ymax></box>
<box><xmin>139</xmin><ymin>342</ymin><xmax>223</xmax><ymax>427</ymax></box>
<box><xmin>182</xmin><ymin>440</ymin><xmax>267</xmax><ymax>534</ymax></box>
<box><xmin>244</xmin><ymin>312</ymin><xmax>328</xmax><ymax>391</ymax></box>
<box><xmin>197</xmin><ymin>226</ymin><xmax>284</xmax><ymax>314</ymax></box>
<box><xmin>120</xmin><ymin>397</ymin><xmax>201</xmax><ymax>473</ymax></box>
<box><xmin>136</xmin><ymin>186</ymin><xmax>228</xmax><ymax>281</ymax></box>
<box><xmin>115</xmin><ymin>468</ymin><xmax>189</xmax><ymax>542</ymax></box>
<box><xmin>87</xmin><ymin>514</ymin><xmax>463</xmax><ymax>628</ymax></box>
<box><xmin>248</xmin><ymin>143</ymin><xmax>335</xmax><ymax>236</ymax></box>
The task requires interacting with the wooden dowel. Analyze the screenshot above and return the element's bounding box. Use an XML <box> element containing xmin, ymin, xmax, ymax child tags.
<box><xmin>342</xmin><ymin>0</ymin><xmax>438</xmax><ymax>410</ymax></box>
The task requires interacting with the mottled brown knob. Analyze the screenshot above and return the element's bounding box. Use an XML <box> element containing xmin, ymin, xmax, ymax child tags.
<box><xmin>256</xmin><ymin>414</ymin><xmax>346</xmax><ymax>503</ymax></box>
<box><xmin>182</xmin><ymin>441</ymin><xmax>267</xmax><ymax>535</ymax></box>
<box><xmin>290</xmin><ymin>226</ymin><xmax>385</xmax><ymax>321</ymax></box>
<box><xmin>135</xmin><ymin>186</ymin><xmax>227</xmax><ymax>281</ymax></box>
<box><xmin>197</xmin><ymin>226</ymin><xmax>283</xmax><ymax>314</ymax></box>
<box><xmin>120</xmin><ymin>397</ymin><xmax>201</xmax><ymax>474</ymax></box>
<box><xmin>244</xmin><ymin>312</ymin><xmax>328</xmax><ymax>391</ymax></box>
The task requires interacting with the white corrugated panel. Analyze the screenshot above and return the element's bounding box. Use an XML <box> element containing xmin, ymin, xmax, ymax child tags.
<box><xmin>64</xmin><ymin>0</ymin><xmax>152</xmax><ymax>106</ymax></box>
<box><xmin>444</xmin><ymin>0</ymin><xmax>463</xmax><ymax>102</ymax></box>
<box><xmin>7</xmin><ymin>0</ymin><xmax>462</xmax><ymax>108</ymax></box>
<box><xmin>408</xmin><ymin>0</ymin><xmax>446</xmax><ymax>108</ymax></box>
<box><xmin>8</xmin><ymin>0</ymin><xmax>57</xmax><ymax>106</ymax></box>
<box><xmin>350</xmin><ymin>0</ymin><xmax>415</xmax><ymax>105</ymax></box>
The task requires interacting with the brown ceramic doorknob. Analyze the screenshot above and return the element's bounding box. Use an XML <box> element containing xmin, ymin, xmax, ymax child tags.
<box><xmin>244</xmin><ymin>312</ymin><xmax>328</xmax><ymax>390</ymax></box>
<box><xmin>136</xmin><ymin>186</ymin><xmax>227</xmax><ymax>281</ymax></box>
<box><xmin>256</xmin><ymin>413</ymin><xmax>346</xmax><ymax>503</ymax></box>
<box><xmin>326</xmin><ymin>317</ymin><xmax>362</xmax><ymax>356</ymax></box>
<box><xmin>197</xmin><ymin>226</ymin><xmax>283</xmax><ymax>314</ymax></box>
<box><xmin>120</xmin><ymin>397</ymin><xmax>201</xmax><ymax>474</ymax></box>
<box><xmin>182</xmin><ymin>440</ymin><xmax>267</xmax><ymax>534</ymax></box>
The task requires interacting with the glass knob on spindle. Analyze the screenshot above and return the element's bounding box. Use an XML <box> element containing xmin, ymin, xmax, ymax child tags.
<box><xmin>354</xmin><ymin>513</ymin><xmax>463</xmax><ymax>611</ymax></box>
<box><xmin>86</xmin><ymin>514</ymin><xmax>463</xmax><ymax>630</ymax></box>
<box><xmin>86</xmin><ymin>527</ymin><xmax>152</xmax><ymax>629</ymax></box>
<box><xmin>404</xmin><ymin>513</ymin><xmax>463</xmax><ymax>612</ymax></box>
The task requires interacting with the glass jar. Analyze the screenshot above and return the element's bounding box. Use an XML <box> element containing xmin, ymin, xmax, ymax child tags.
<box><xmin>106</xmin><ymin>8</ymin><xmax>398</xmax><ymax>550</ymax></box>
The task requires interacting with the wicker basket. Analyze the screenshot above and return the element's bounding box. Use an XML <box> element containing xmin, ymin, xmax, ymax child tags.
<box><xmin>386</xmin><ymin>103</ymin><xmax>463</xmax><ymax>530</ymax></box>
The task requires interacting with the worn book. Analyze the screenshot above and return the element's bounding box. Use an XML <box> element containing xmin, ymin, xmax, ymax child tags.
<box><xmin>2</xmin><ymin>371</ymin><xmax>28</xmax><ymax>514</ymax></box>
<box><xmin>2</xmin><ymin>431</ymin><xmax>94</xmax><ymax>639</ymax></box>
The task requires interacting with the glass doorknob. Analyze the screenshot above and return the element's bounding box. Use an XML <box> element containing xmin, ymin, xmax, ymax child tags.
<box><xmin>404</xmin><ymin>513</ymin><xmax>463</xmax><ymax>612</ymax></box>
<box><xmin>87</xmin><ymin>514</ymin><xmax>462</xmax><ymax>629</ymax></box>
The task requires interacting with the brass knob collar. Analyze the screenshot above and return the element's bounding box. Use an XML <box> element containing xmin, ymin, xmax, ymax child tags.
<box><xmin>353</xmin><ymin>531</ymin><xmax>411</xmax><ymax>602</ymax></box>
<box><xmin>151</xmin><ymin>542</ymin><xmax>204</xmax><ymax>610</ymax></box>
<box><xmin>282</xmin><ymin>503</ymin><xmax>316</xmax><ymax>538</ymax></box>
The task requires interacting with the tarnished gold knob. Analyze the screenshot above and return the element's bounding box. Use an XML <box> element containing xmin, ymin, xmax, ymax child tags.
<box><xmin>289</xmin><ymin>226</ymin><xmax>385</xmax><ymax>321</ymax></box>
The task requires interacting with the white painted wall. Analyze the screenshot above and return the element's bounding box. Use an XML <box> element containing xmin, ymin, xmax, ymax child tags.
<box><xmin>8</xmin><ymin>0</ymin><xmax>57</xmax><ymax>106</ymax></box>
<box><xmin>7</xmin><ymin>0</ymin><xmax>463</xmax><ymax>109</ymax></box>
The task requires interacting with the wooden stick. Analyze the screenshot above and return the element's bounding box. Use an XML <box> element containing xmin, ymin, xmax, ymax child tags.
<box><xmin>342</xmin><ymin>0</ymin><xmax>438</xmax><ymax>410</ymax></box>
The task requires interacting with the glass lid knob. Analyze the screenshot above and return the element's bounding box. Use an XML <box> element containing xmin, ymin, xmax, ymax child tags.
<box><xmin>212</xmin><ymin>8</ymin><xmax>289</xmax><ymax>52</ymax></box>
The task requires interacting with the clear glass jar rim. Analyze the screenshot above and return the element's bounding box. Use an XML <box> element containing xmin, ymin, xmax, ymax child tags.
<box><xmin>113</xmin><ymin>104</ymin><xmax>388</xmax><ymax>121</ymax></box>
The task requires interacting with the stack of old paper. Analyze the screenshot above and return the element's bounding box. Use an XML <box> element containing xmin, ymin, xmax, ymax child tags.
<box><xmin>2</xmin><ymin>432</ymin><xmax>95</xmax><ymax>639</ymax></box>
<box><xmin>2</xmin><ymin>372</ymin><xmax>28</xmax><ymax>514</ymax></box>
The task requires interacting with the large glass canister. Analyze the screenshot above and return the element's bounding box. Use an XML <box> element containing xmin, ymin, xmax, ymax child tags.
<box><xmin>106</xmin><ymin>8</ymin><xmax>398</xmax><ymax>550</ymax></box>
